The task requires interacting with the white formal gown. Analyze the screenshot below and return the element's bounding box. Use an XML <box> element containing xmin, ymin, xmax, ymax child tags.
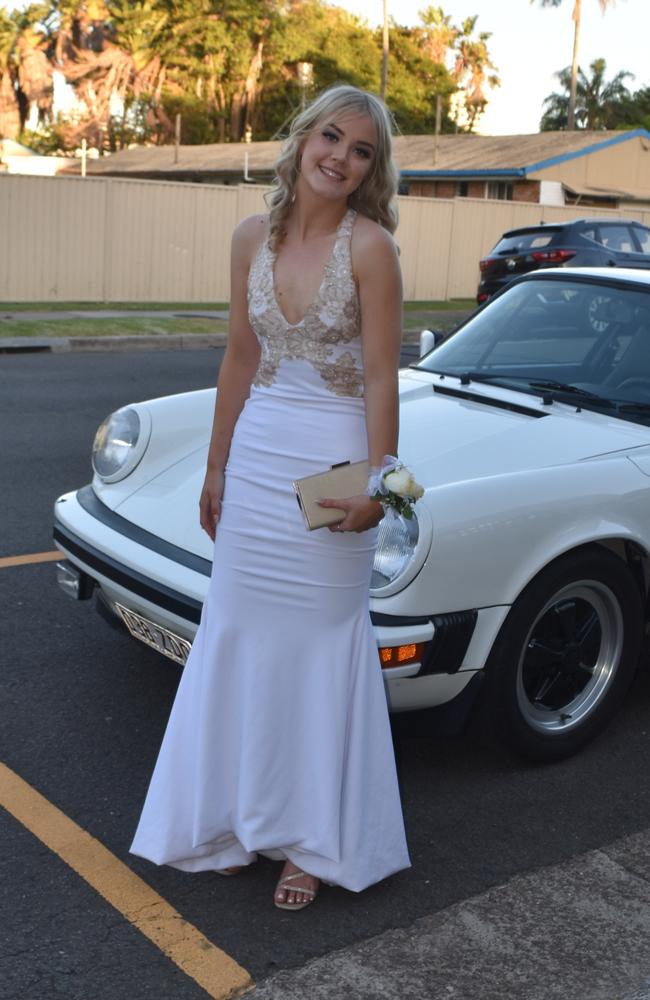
<box><xmin>130</xmin><ymin>208</ymin><xmax>411</xmax><ymax>891</ymax></box>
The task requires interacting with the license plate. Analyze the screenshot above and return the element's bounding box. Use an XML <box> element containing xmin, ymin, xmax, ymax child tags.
<box><xmin>115</xmin><ymin>603</ymin><xmax>192</xmax><ymax>666</ymax></box>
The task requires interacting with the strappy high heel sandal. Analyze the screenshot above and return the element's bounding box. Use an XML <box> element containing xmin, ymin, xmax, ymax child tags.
<box><xmin>274</xmin><ymin>869</ymin><xmax>319</xmax><ymax>911</ymax></box>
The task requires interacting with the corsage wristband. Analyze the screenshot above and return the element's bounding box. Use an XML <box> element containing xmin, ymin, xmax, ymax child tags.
<box><xmin>366</xmin><ymin>455</ymin><xmax>424</xmax><ymax>520</ymax></box>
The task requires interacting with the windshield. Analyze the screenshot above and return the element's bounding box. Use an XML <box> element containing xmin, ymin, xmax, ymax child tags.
<box><xmin>416</xmin><ymin>278</ymin><xmax>650</xmax><ymax>422</ymax></box>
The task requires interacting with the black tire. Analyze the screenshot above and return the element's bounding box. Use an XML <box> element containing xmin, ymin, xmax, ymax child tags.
<box><xmin>479</xmin><ymin>546</ymin><xmax>644</xmax><ymax>762</ymax></box>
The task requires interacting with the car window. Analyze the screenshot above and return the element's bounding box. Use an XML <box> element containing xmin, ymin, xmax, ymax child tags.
<box><xmin>597</xmin><ymin>225</ymin><xmax>635</xmax><ymax>252</ymax></box>
<box><xmin>417</xmin><ymin>279</ymin><xmax>650</xmax><ymax>409</ymax></box>
<box><xmin>492</xmin><ymin>231</ymin><xmax>557</xmax><ymax>254</ymax></box>
<box><xmin>633</xmin><ymin>227</ymin><xmax>650</xmax><ymax>254</ymax></box>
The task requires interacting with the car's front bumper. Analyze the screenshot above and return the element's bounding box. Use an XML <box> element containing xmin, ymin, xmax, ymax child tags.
<box><xmin>53</xmin><ymin>487</ymin><xmax>507</xmax><ymax>715</ymax></box>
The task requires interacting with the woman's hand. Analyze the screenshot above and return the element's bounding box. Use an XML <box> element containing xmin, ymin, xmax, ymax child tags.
<box><xmin>318</xmin><ymin>495</ymin><xmax>384</xmax><ymax>533</ymax></box>
<box><xmin>199</xmin><ymin>467</ymin><xmax>225</xmax><ymax>541</ymax></box>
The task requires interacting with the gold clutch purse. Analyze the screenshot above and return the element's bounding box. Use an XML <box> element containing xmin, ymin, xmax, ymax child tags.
<box><xmin>293</xmin><ymin>460</ymin><xmax>369</xmax><ymax>531</ymax></box>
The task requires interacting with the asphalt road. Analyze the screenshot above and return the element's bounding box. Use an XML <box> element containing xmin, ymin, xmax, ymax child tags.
<box><xmin>3</xmin><ymin>348</ymin><xmax>650</xmax><ymax>1000</ymax></box>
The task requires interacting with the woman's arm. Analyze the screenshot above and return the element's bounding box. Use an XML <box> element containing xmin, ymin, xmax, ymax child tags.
<box><xmin>199</xmin><ymin>216</ymin><xmax>264</xmax><ymax>539</ymax></box>
<box><xmin>319</xmin><ymin>221</ymin><xmax>402</xmax><ymax>534</ymax></box>
<box><xmin>356</xmin><ymin>221</ymin><xmax>402</xmax><ymax>468</ymax></box>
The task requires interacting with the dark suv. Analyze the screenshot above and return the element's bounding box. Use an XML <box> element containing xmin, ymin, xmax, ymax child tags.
<box><xmin>477</xmin><ymin>218</ymin><xmax>650</xmax><ymax>303</ymax></box>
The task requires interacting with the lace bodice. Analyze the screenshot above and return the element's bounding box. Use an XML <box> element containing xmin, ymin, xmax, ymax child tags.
<box><xmin>247</xmin><ymin>208</ymin><xmax>363</xmax><ymax>397</ymax></box>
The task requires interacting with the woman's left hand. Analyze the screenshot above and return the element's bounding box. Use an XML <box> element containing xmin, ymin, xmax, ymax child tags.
<box><xmin>318</xmin><ymin>495</ymin><xmax>384</xmax><ymax>533</ymax></box>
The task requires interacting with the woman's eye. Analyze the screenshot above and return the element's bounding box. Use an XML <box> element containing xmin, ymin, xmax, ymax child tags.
<box><xmin>322</xmin><ymin>130</ymin><xmax>338</xmax><ymax>141</ymax></box>
<box><xmin>355</xmin><ymin>147</ymin><xmax>371</xmax><ymax>159</ymax></box>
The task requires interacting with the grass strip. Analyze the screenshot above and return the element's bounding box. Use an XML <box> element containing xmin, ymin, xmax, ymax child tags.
<box><xmin>0</xmin><ymin>301</ymin><xmax>229</xmax><ymax>313</ymax></box>
<box><xmin>1</xmin><ymin>298</ymin><xmax>475</xmax><ymax>314</ymax></box>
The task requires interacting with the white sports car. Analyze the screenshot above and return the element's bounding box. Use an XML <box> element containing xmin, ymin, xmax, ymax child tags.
<box><xmin>54</xmin><ymin>269</ymin><xmax>650</xmax><ymax>761</ymax></box>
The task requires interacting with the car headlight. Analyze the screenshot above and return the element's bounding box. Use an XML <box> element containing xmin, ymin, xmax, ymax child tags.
<box><xmin>92</xmin><ymin>406</ymin><xmax>151</xmax><ymax>482</ymax></box>
<box><xmin>371</xmin><ymin>513</ymin><xmax>420</xmax><ymax>590</ymax></box>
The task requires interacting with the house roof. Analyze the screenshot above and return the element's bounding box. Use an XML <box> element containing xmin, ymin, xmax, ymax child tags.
<box><xmin>393</xmin><ymin>129</ymin><xmax>650</xmax><ymax>177</ymax></box>
<box><xmin>562</xmin><ymin>180</ymin><xmax>650</xmax><ymax>204</ymax></box>
<box><xmin>62</xmin><ymin>128</ymin><xmax>650</xmax><ymax>181</ymax></box>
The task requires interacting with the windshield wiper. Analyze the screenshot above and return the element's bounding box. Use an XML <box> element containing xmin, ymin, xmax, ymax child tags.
<box><xmin>457</xmin><ymin>372</ymin><xmax>616</xmax><ymax>408</ymax></box>
<box><xmin>616</xmin><ymin>401</ymin><xmax>650</xmax><ymax>415</ymax></box>
<box><xmin>526</xmin><ymin>379</ymin><xmax>616</xmax><ymax>408</ymax></box>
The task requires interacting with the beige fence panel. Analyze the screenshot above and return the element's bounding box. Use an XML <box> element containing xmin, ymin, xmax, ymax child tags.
<box><xmin>397</xmin><ymin>196</ymin><xmax>453</xmax><ymax>301</ymax></box>
<box><xmin>2</xmin><ymin>172</ymin><xmax>650</xmax><ymax>302</ymax></box>
<box><xmin>0</xmin><ymin>174</ymin><xmax>106</xmax><ymax>301</ymax></box>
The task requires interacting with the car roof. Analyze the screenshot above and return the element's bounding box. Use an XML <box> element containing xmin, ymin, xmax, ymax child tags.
<box><xmin>520</xmin><ymin>266</ymin><xmax>650</xmax><ymax>286</ymax></box>
<box><xmin>501</xmin><ymin>219</ymin><xmax>650</xmax><ymax>237</ymax></box>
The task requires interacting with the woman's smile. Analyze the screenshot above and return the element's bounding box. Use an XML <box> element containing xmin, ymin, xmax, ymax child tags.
<box><xmin>319</xmin><ymin>164</ymin><xmax>346</xmax><ymax>182</ymax></box>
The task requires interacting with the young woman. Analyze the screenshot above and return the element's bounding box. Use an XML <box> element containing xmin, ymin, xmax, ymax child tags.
<box><xmin>130</xmin><ymin>85</ymin><xmax>411</xmax><ymax>911</ymax></box>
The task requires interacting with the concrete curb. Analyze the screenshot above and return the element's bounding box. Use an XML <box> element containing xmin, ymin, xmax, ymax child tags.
<box><xmin>252</xmin><ymin>826</ymin><xmax>650</xmax><ymax>1000</ymax></box>
<box><xmin>0</xmin><ymin>333</ymin><xmax>230</xmax><ymax>353</ymax></box>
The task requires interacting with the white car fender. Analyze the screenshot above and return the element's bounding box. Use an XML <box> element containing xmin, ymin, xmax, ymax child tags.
<box><xmin>93</xmin><ymin>389</ymin><xmax>216</xmax><ymax>510</ymax></box>
<box><xmin>378</xmin><ymin>452</ymin><xmax>649</xmax><ymax>618</ymax></box>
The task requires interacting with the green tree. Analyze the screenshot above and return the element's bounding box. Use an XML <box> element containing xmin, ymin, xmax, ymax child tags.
<box><xmin>540</xmin><ymin>57</ymin><xmax>633</xmax><ymax>130</ymax></box>
<box><xmin>415</xmin><ymin>6</ymin><xmax>499</xmax><ymax>132</ymax></box>
<box><xmin>532</xmin><ymin>0</ymin><xmax>619</xmax><ymax>129</ymax></box>
<box><xmin>257</xmin><ymin>1</ymin><xmax>381</xmax><ymax>140</ymax></box>
<box><xmin>385</xmin><ymin>21</ymin><xmax>455</xmax><ymax>134</ymax></box>
<box><xmin>614</xmin><ymin>85</ymin><xmax>650</xmax><ymax>131</ymax></box>
<box><xmin>0</xmin><ymin>9</ymin><xmax>21</xmax><ymax>137</ymax></box>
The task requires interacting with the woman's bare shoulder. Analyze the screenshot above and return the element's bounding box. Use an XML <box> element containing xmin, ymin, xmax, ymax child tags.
<box><xmin>232</xmin><ymin>214</ymin><xmax>270</xmax><ymax>261</ymax></box>
<box><xmin>351</xmin><ymin>215</ymin><xmax>399</xmax><ymax>274</ymax></box>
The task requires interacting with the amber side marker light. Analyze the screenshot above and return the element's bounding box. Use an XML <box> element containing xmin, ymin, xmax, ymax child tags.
<box><xmin>379</xmin><ymin>642</ymin><xmax>427</xmax><ymax>669</ymax></box>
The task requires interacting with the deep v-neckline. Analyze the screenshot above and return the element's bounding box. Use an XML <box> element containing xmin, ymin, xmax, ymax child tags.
<box><xmin>271</xmin><ymin>210</ymin><xmax>351</xmax><ymax>328</ymax></box>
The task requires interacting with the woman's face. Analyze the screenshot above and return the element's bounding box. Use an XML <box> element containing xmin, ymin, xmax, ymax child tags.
<box><xmin>298</xmin><ymin>111</ymin><xmax>378</xmax><ymax>203</ymax></box>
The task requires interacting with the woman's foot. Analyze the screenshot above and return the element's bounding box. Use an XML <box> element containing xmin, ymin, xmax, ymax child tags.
<box><xmin>274</xmin><ymin>860</ymin><xmax>320</xmax><ymax>911</ymax></box>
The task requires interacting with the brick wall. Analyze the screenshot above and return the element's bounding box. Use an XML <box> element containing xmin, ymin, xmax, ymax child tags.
<box><xmin>512</xmin><ymin>180</ymin><xmax>541</xmax><ymax>203</ymax></box>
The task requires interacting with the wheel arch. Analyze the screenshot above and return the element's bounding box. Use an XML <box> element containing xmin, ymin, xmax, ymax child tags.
<box><xmin>476</xmin><ymin>538</ymin><xmax>646</xmax><ymax>760</ymax></box>
<box><xmin>483</xmin><ymin>535</ymin><xmax>649</xmax><ymax>672</ymax></box>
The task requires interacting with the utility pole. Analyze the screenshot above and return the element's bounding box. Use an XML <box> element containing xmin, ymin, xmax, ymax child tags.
<box><xmin>567</xmin><ymin>0</ymin><xmax>581</xmax><ymax>130</ymax></box>
<box><xmin>174</xmin><ymin>113</ymin><xmax>181</xmax><ymax>163</ymax></box>
<box><xmin>380</xmin><ymin>0</ymin><xmax>389</xmax><ymax>101</ymax></box>
<box><xmin>432</xmin><ymin>94</ymin><xmax>442</xmax><ymax>165</ymax></box>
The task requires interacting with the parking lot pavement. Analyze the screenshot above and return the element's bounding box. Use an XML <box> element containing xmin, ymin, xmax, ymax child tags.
<box><xmin>253</xmin><ymin>826</ymin><xmax>650</xmax><ymax>1000</ymax></box>
<box><xmin>4</xmin><ymin>347</ymin><xmax>650</xmax><ymax>1000</ymax></box>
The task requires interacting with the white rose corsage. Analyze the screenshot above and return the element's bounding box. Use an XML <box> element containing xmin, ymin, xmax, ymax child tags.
<box><xmin>367</xmin><ymin>455</ymin><xmax>424</xmax><ymax>519</ymax></box>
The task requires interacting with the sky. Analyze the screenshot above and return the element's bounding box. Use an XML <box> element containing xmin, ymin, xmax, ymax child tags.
<box><xmin>334</xmin><ymin>0</ymin><xmax>650</xmax><ymax>134</ymax></box>
<box><xmin>1</xmin><ymin>0</ymin><xmax>648</xmax><ymax>135</ymax></box>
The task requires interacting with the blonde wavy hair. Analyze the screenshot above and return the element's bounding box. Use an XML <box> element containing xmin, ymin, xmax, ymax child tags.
<box><xmin>266</xmin><ymin>85</ymin><xmax>399</xmax><ymax>250</ymax></box>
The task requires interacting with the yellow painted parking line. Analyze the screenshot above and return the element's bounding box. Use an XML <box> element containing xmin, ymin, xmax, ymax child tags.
<box><xmin>0</xmin><ymin>550</ymin><xmax>61</xmax><ymax>568</ymax></box>
<box><xmin>0</xmin><ymin>763</ymin><xmax>253</xmax><ymax>1000</ymax></box>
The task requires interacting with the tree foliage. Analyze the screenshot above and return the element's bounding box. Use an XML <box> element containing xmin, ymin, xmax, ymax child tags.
<box><xmin>0</xmin><ymin>0</ymin><xmax>500</xmax><ymax>150</ymax></box>
<box><xmin>540</xmin><ymin>57</ymin><xmax>635</xmax><ymax>130</ymax></box>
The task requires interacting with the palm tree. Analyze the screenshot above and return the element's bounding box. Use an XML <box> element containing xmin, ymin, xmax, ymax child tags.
<box><xmin>452</xmin><ymin>16</ymin><xmax>500</xmax><ymax>129</ymax></box>
<box><xmin>0</xmin><ymin>3</ymin><xmax>54</xmax><ymax>139</ymax></box>
<box><xmin>0</xmin><ymin>9</ymin><xmax>20</xmax><ymax>138</ymax></box>
<box><xmin>417</xmin><ymin>6</ymin><xmax>499</xmax><ymax>132</ymax></box>
<box><xmin>540</xmin><ymin>57</ymin><xmax>632</xmax><ymax>129</ymax></box>
<box><xmin>532</xmin><ymin>0</ymin><xmax>619</xmax><ymax>129</ymax></box>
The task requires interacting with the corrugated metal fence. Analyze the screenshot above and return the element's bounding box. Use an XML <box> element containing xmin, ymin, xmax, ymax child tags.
<box><xmin>2</xmin><ymin>173</ymin><xmax>649</xmax><ymax>302</ymax></box>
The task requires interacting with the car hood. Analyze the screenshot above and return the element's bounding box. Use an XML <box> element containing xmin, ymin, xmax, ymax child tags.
<box><xmin>397</xmin><ymin>370</ymin><xmax>650</xmax><ymax>485</ymax></box>
<box><xmin>115</xmin><ymin>371</ymin><xmax>650</xmax><ymax>559</ymax></box>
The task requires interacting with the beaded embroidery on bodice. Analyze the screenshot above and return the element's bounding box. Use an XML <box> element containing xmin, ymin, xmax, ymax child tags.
<box><xmin>247</xmin><ymin>208</ymin><xmax>363</xmax><ymax>397</ymax></box>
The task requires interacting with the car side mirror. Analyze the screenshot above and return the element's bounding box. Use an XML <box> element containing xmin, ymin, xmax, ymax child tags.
<box><xmin>419</xmin><ymin>329</ymin><xmax>443</xmax><ymax>357</ymax></box>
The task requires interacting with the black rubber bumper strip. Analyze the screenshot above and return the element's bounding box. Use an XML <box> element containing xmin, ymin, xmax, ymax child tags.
<box><xmin>55</xmin><ymin>486</ymin><xmax>458</xmax><ymax>637</ymax></box>
<box><xmin>75</xmin><ymin>484</ymin><xmax>213</xmax><ymax>577</ymax></box>
<box><xmin>53</xmin><ymin>520</ymin><xmax>203</xmax><ymax>625</ymax></box>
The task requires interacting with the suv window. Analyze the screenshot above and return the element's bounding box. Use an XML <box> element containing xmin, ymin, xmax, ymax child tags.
<box><xmin>493</xmin><ymin>231</ymin><xmax>556</xmax><ymax>254</ymax></box>
<box><xmin>633</xmin><ymin>226</ymin><xmax>650</xmax><ymax>254</ymax></box>
<box><xmin>597</xmin><ymin>225</ymin><xmax>635</xmax><ymax>252</ymax></box>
